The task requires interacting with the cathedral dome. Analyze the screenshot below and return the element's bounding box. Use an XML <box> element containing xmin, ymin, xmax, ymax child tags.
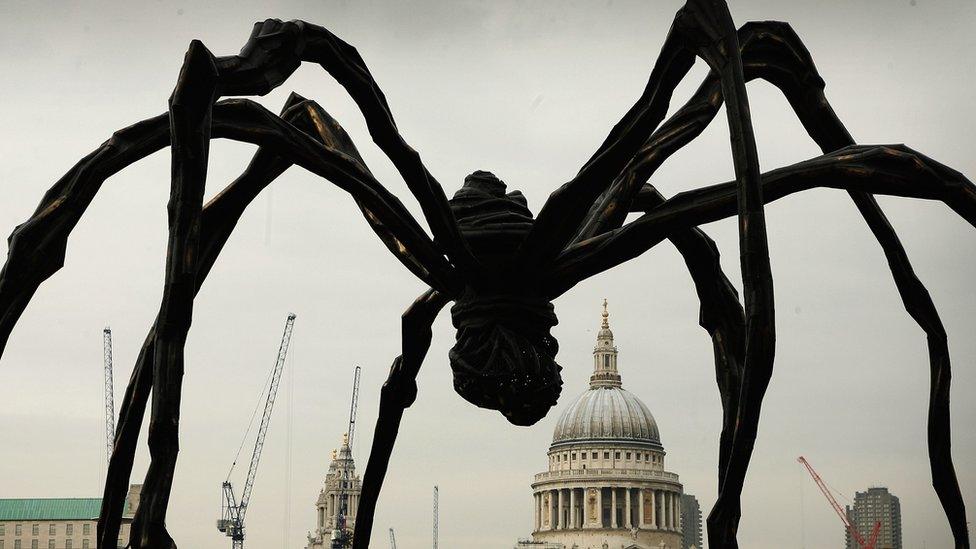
<box><xmin>550</xmin><ymin>300</ymin><xmax>662</xmax><ymax>451</ymax></box>
<box><xmin>551</xmin><ymin>385</ymin><xmax>661</xmax><ymax>450</ymax></box>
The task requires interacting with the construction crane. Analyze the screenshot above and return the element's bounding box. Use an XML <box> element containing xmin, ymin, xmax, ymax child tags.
<box><xmin>389</xmin><ymin>528</ymin><xmax>397</xmax><ymax>549</ymax></box>
<box><xmin>102</xmin><ymin>327</ymin><xmax>115</xmax><ymax>465</ymax></box>
<box><xmin>217</xmin><ymin>313</ymin><xmax>296</xmax><ymax>549</ymax></box>
<box><xmin>331</xmin><ymin>366</ymin><xmax>362</xmax><ymax>549</ymax></box>
<box><xmin>433</xmin><ymin>485</ymin><xmax>439</xmax><ymax>549</ymax></box>
<box><xmin>798</xmin><ymin>456</ymin><xmax>881</xmax><ymax>549</ymax></box>
<box><xmin>346</xmin><ymin>366</ymin><xmax>362</xmax><ymax>450</ymax></box>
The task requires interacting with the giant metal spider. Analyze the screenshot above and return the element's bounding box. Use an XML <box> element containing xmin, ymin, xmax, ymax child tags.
<box><xmin>0</xmin><ymin>0</ymin><xmax>972</xmax><ymax>547</ymax></box>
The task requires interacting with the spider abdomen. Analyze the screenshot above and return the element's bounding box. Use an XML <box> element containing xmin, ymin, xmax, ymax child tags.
<box><xmin>448</xmin><ymin>287</ymin><xmax>562</xmax><ymax>426</ymax></box>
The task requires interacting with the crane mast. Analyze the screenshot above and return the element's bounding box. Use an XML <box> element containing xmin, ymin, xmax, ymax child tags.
<box><xmin>332</xmin><ymin>366</ymin><xmax>361</xmax><ymax>548</ymax></box>
<box><xmin>797</xmin><ymin>456</ymin><xmax>880</xmax><ymax>549</ymax></box>
<box><xmin>218</xmin><ymin>313</ymin><xmax>296</xmax><ymax>549</ymax></box>
<box><xmin>346</xmin><ymin>366</ymin><xmax>361</xmax><ymax>450</ymax></box>
<box><xmin>102</xmin><ymin>327</ymin><xmax>115</xmax><ymax>465</ymax></box>
<box><xmin>433</xmin><ymin>485</ymin><xmax>438</xmax><ymax>549</ymax></box>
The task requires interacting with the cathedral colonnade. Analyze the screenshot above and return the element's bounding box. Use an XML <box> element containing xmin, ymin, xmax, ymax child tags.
<box><xmin>532</xmin><ymin>485</ymin><xmax>682</xmax><ymax>532</ymax></box>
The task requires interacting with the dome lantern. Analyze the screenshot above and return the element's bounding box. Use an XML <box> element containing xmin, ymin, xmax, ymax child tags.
<box><xmin>590</xmin><ymin>299</ymin><xmax>621</xmax><ymax>389</ymax></box>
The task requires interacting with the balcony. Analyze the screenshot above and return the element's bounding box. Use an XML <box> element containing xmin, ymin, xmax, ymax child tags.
<box><xmin>533</xmin><ymin>467</ymin><xmax>679</xmax><ymax>483</ymax></box>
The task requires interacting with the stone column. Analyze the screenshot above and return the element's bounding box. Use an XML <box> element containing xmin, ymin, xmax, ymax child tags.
<box><xmin>610</xmin><ymin>487</ymin><xmax>618</xmax><ymax>528</ymax></box>
<box><xmin>663</xmin><ymin>490</ymin><xmax>671</xmax><ymax>530</ymax></box>
<box><xmin>569</xmin><ymin>488</ymin><xmax>577</xmax><ymax>529</ymax></box>
<box><xmin>596</xmin><ymin>488</ymin><xmax>603</xmax><ymax>528</ymax></box>
<box><xmin>624</xmin><ymin>488</ymin><xmax>632</xmax><ymax>528</ymax></box>
<box><xmin>533</xmin><ymin>493</ymin><xmax>539</xmax><ymax>531</ymax></box>
<box><xmin>666</xmin><ymin>491</ymin><xmax>673</xmax><ymax>530</ymax></box>
<box><xmin>557</xmin><ymin>488</ymin><xmax>565</xmax><ymax>529</ymax></box>
<box><xmin>638</xmin><ymin>489</ymin><xmax>645</xmax><ymax>528</ymax></box>
<box><xmin>546</xmin><ymin>490</ymin><xmax>556</xmax><ymax>530</ymax></box>
<box><xmin>650</xmin><ymin>489</ymin><xmax>657</xmax><ymax>529</ymax></box>
<box><xmin>539</xmin><ymin>492</ymin><xmax>544</xmax><ymax>531</ymax></box>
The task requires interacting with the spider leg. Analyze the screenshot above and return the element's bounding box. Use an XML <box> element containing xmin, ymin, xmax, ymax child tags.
<box><xmin>211</xmin><ymin>20</ymin><xmax>479</xmax><ymax>272</ymax></box>
<box><xmin>1</xmin><ymin>94</ymin><xmax>456</xmax><ymax>546</ymax></box>
<box><xmin>551</xmin><ymin>144</ymin><xmax>976</xmax><ymax>287</ymax></box>
<box><xmin>730</xmin><ymin>22</ymin><xmax>970</xmax><ymax>547</ymax></box>
<box><xmin>0</xmin><ymin>97</ymin><xmax>461</xmax><ymax>360</ymax></box>
<box><xmin>514</xmin><ymin>9</ymin><xmax>698</xmax><ymax>267</ymax></box>
<box><xmin>125</xmin><ymin>40</ymin><xmax>219</xmax><ymax>548</ymax></box>
<box><xmin>668</xmin><ymin>4</ymin><xmax>777</xmax><ymax>546</ymax></box>
<box><xmin>574</xmin><ymin>21</ymin><xmax>971</xmax><ymax>545</ymax></box>
<box><xmin>549</xmin><ymin>144</ymin><xmax>976</xmax><ymax>546</ymax></box>
<box><xmin>637</xmin><ymin>186</ymin><xmax>746</xmax><ymax>493</ymax></box>
<box><xmin>98</xmin><ymin>92</ymin><xmax>317</xmax><ymax>548</ymax></box>
<box><xmin>352</xmin><ymin>288</ymin><xmax>450</xmax><ymax>549</ymax></box>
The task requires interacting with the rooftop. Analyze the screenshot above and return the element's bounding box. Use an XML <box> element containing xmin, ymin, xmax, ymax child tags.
<box><xmin>0</xmin><ymin>498</ymin><xmax>103</xmax><ymax>521</ymax></box>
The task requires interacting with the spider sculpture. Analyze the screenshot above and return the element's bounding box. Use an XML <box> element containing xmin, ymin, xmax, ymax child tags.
<box><xmin>0</xmin><ymin>1</ymin><xmax>971</xmax><ymax>547</ymax></box>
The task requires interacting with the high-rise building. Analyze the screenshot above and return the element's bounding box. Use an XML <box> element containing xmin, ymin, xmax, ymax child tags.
<box><xmin>0</xmin><ymin>484</ymin><xmax>140</xmax><ymax>549</ymax></box>
<box><xmin>680</xmin><ymin>494</ymin><xmax>702</xmax><ymax>549</ymax></box>
<box><xmin>518</xmin><ymin>301</ymin><xmax>685</xmax><ymax>549</ymax></box>
<box><xmin>845</xmin><ymin>487</ymin><xmax>902</xmax><ymax>549</ymax></box>
<box><xmin>305</xmin><ymin>434</ymin><xmax>362</xmax><ymax>549</ymax></box>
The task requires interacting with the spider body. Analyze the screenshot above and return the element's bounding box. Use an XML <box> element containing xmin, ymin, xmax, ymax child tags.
<box><xmin>447</xmin><ymin>171</ymin><xmax>563</xmax><ymax>426</ymax></box>
<box><xmin>0</xmin><ymin>2</ymin><xmax>972</xmax><ymax>548</ymax></box>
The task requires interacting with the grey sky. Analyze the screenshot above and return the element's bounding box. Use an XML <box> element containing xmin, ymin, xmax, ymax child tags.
<box><xmin>1</xmin><ymin>0</ymin><xmax>974</xmax><ymax>548</ymax></box>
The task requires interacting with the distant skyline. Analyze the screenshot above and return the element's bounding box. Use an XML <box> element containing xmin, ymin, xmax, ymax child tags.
<box><xmin>1</xmin><ymin>1</ymin><xmax>974</xmax><ymax>548</ymax></box>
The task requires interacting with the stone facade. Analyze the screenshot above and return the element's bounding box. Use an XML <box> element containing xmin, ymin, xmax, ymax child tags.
<box><xmin>305</xmin><ymin>435</ymin><xmax>361</xmax><ymax>549</ymax></box>
<box><xmin>526</xmin><ymin>302</ymin><xmax>683</xmax><ymax>549</ymax></box>
<box><xmin>0</xmin><ymin>485</ymin><xmax>139</xmax><ymax>549</ymax></box>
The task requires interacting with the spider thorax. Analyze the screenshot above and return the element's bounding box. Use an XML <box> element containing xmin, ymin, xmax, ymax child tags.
<box><xmin>446</xmin><ymin>171</ymin><xmax>563</xmax><ymax>426</ymax></box>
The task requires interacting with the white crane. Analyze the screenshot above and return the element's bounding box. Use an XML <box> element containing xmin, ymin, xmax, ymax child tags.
<box><xmin>102</xmin><ymin>327</ymin><xmax>115</xmax><ymax>465</ymax></box>
<box><xmin>217</xmin><ymin>313</ymin><xmax>296</xmax><ymax>549</ymax></box>
<box><xmin>331</xmin><ymin>365</ymin><xmax>361</xmax><ymax>548</ymax></box>
<box><xmin>433</xmin><ymin>485</ymin><xmax>439</xmax><ymax>549</ymax></box>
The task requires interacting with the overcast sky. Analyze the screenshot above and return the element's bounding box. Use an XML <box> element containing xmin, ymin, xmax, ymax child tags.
<box><xmin>1</xmin><ymin>1</ymin><xmax>974</xmax><ymax>548</ymax></box>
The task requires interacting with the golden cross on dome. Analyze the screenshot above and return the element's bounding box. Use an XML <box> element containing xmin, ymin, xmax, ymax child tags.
<box><xmin>602</xmin><ymin>298</ymin><xmax>609</xmax><ymax>329</ymax></box>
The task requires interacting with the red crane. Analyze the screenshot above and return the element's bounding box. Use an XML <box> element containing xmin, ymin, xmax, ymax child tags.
<box><xmin>798</xmin><ymin>456</ymin><xmax>880</xmax><ymax>549</ymax></box>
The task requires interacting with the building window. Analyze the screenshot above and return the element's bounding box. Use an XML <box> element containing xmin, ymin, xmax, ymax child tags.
<box><xmin>603</xmin><ymin>451</ymin><xmax>610</xmax><ymax>459</ymax></box>
<box><xmin>603</xmin><ymin>355</ymin><xmax>609</xmax><ymax>367</ymax></box>
<box><xmin>581</xmin><ymin>452</ymin><xmax>587</xmax><ymax>460</ymax></box>
<box><xmin>626</xmin><ymin>452</ymin><xmax>631</xmax><ymax>460</ymax></box>
<box><xmin>48</xmin><ymin>541</ymin><xmax>55</xmax><ymax>549</ymax></box>
<box><xmin>32</xmin><ymin>525</ymin><xmax>39</xmax><ymax>536</ymax></box>
<box><xmin>15</xmin><ymin>541</ymin><xmax>21</xmax><ymax>549</ymax></box>
<box><xmin>592</xmin><ymin>452</ymin><xmax>597</xmax><ymax>459</ymax></box>
<box><xmin>65</xmin><ymin>541</ymin><xmax>72</xmax><ymax>549</ymax></box>
<box><xmin>48</xmin><ymin>524</ymin><xmax>55</xmax><ymax>535</ymax></box>
<box><xmin>0</xmin><ymin>524</ymin><xmax>5</xmax><ymax>535</ymax></box>
<box><xmin>636</xmin><ymin>453</ymin><xmax>641</xmax><ymax>461</ymax></box>
<box><xmin>83</xmin><ymin>541</ymin><xmax>90</xmax><ymax>549</ymax></box>
<box><xmin>83</xmin><ymin>524</ymin><xmax>90</xmax><ymax>535</ymax></box>
<box><xmin>66</xmin><ymin>524</ymin><xmax>73</xmax><ymax>535</ymax></box>
<box><xmin>15</xmin><ymin>525</ymin><xmax>22</xmax><ymax>536</ymax></box>
<box><xmin>614</xmin><ymin>452</ymin><xmax>621</xmax><ymax>459</ymax></box>
<box><xmin>31</xmin><ymin>542</ymin><xmax>37</xmax><ymax>549</ymax></box>
<box><xmin>571</xmin><ymin>453</ymin><xmax>576</xmax><ymax>461</ymax></box>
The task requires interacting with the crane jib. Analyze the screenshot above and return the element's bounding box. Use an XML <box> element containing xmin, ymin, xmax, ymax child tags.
<box><xmin>218</xmin><ymin>313</ymin><xmax>297</xmax><ymax>548</ymax></box>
